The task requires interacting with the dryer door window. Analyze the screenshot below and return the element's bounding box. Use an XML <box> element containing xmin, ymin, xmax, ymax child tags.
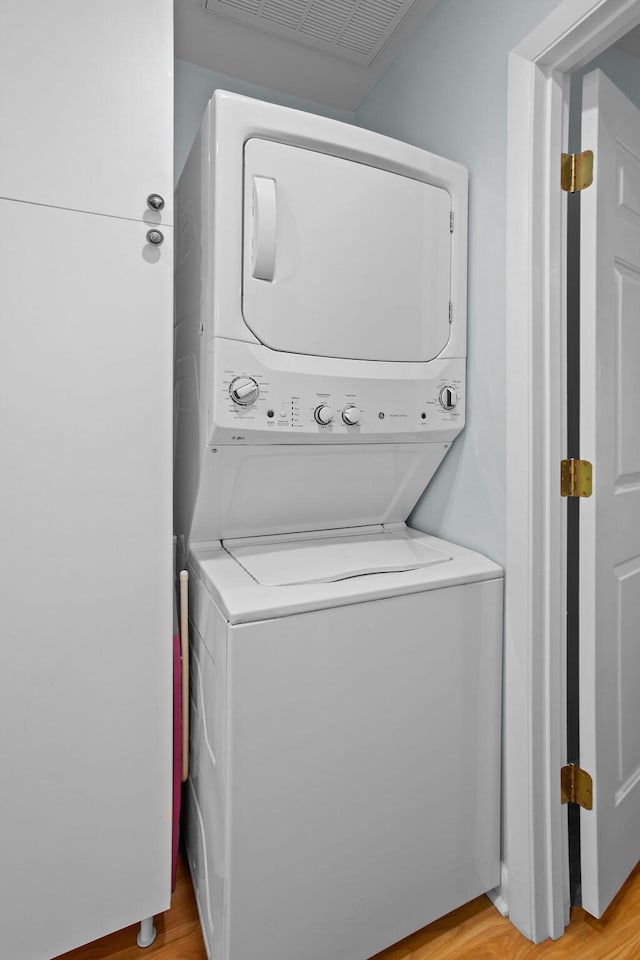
<box><xmin>242</xmin><ymin>138</ymin><xmax>452</xmax><ymax>362</ymax></box>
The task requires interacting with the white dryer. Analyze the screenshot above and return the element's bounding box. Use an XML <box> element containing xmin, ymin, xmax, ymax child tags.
<box><xmin>174</xmin><ymin>92</ymin><xmax>503</xmax><ymax>960</ymax></box>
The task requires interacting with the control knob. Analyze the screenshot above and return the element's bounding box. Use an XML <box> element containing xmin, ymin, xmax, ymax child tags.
<box><xmin>342</xmin><ymin>405</ymin><xmax>360</xmax><ymax>425</ymax></box>
<box><xmin>229</xmin><ymin>376</ymin><xmax>259</xmax><ymax>406</ymax></box>
<box><xmin>439</xmin><ymin>385</ymin><xmax>458</xmax><ymax>411</ymax></box>
<box><xmin>314</xmin><ymin>404</ymin><xmax>334</xmax><ymax>425</ymax></box>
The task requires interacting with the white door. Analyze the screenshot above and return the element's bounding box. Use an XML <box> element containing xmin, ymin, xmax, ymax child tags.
<box><xmin>579</xmin><ymin>68</ymin><xmax>640</xmax><ymax>917</ymax></box>
<box><xmin>0</xmin><ymin>199</ymin><xmax>173</xmax><ymax>959</ymax></box>
<box><xmin>0</xmin><ymin>0</ymin><xmax>173</xmax><ymax>224</ymax></box>
<box><xmin>242</xmin><ymin>138</ymin><xmax>452</xmax><ymax>361</ymax></box>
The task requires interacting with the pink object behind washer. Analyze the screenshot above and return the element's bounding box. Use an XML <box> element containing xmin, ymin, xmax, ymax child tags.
<box><xmin>172</xmin><ymin>596</ymin><xmax>182</xmax><ymax>889</ymax></box>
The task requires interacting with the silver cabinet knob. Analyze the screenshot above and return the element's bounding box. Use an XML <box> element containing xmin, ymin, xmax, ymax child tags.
<box><xmin>146</xmin><ymin>229</ymin><xmax>164</xmax><ymax>246</ymax></box>
<box><xmin>147</xmin><ymin>194</ymin><xmax>165</xmax><ymax>211</ymax></box>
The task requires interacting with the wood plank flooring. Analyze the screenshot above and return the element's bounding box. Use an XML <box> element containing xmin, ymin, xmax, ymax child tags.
<box><xmin>55</xmin><ymin>857</ymin><xmax>640</xmax><ymax>960</ymax></box>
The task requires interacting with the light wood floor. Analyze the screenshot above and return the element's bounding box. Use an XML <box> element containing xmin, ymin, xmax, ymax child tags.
<box><xmin>55</xmin><ymin>857</ymin><xmax>640</xmax><ymax>960</ymax></box>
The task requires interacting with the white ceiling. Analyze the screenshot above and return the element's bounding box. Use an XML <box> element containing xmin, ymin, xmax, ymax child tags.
<box><xmin>174</xmin><ymin>0</ymin><xmax>440</xmax><ymax>111</ymax></box>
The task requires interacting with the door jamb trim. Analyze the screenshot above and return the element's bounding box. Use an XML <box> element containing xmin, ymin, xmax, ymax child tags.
<box><xmin>504</xmin><ymin>0</ymin><xmax>640</xmax><ymax>942</ymax></box>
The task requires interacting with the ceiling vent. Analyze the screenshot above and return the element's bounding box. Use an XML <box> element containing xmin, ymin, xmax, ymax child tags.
<box><xmin>202</xmin><ymin>0</ymin><xmax>419</xmax><ymax>65</ymax></box>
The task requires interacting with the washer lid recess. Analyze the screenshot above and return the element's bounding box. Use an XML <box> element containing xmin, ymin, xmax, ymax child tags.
<box><xmin>223</xmin><ymin>527</ymin><xmax>451</xmax><ymax>586</ymax></box>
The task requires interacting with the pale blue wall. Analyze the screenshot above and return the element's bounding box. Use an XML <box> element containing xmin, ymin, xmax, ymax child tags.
<box><xmin>357</xmin><ymin>0</ymin><xmax>563</xmax><ymax>564</ymax></box>
<box><xmin>175</xmin><ymin>58</ymin><xmax>355</xmax><ymax>181</ymax></box>
<box><xmin>570</xmin><ymin>46</ymin><xmax>640</xmax><ymax>151</ymax></box>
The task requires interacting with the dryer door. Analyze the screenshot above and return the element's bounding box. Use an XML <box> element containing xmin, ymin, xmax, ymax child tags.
<box><xmin>242</xmin><ymin>138</ymin><xmax>452</xmax><ymax>362</ymax></box>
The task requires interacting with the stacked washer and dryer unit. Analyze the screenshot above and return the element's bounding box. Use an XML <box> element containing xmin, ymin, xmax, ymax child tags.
<box><xmin>174</xmin><ymin>92</ymin><xmax>503</xmax><ymax>960</ymax></box>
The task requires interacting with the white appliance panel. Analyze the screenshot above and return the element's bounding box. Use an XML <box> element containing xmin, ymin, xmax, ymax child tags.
<box><xmin>186</xmin><ymin>609</ymin><xmax>228</xmax><ymax>960</ymax></box>
<box><xmin>226</xmin><ymin>584</ymin><xmax>502</xmax><ymax>960</ymax></box>
<box><xmin>210</xmin><ymin>340</ymin><xmax>465</xmax><ymax>443</ymax></box>
<box><xmin>185</xmin><ymin>443</ymin><xmax>450</xmax><ymax>543</ymax></box>
<box><xmin>242</xmin><ymin>138</ymin><xmax>452</xmax><ymax>362</ymax></box>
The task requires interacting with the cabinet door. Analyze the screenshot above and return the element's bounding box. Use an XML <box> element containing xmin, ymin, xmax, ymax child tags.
<box><xmin>0</xmin><ymin>199</ymin><xmax>172</xmax><ymax>960</ymax></box>
<box><xmin>0</xmin><ymin>0</ymin><xmax>173</xmax><ymax>224</ymax></box>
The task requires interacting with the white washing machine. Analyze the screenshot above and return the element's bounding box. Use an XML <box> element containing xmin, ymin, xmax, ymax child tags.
<box><xmin>174</xmin><ymin>92</ymin><xmax>503</xmax><ymax>960</ymax></box>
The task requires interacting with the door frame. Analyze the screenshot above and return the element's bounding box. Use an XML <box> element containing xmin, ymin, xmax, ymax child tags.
<box><xmin>505</xmin><ymin>0</ymin><xmax>640</xmax><ymax>942</ymax></box>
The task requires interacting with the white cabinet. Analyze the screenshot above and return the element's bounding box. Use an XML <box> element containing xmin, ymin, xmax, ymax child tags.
<box><xmin>0</xmin><ymin>0</ymin><xmax>173</xmax><ymax>224</ymax></box>
<box><xmin>0</xmin><ymin>198</ymin><xmax>173</xmax><ymax>960</ymax></box>
<box><xmin>0</xmin><ymin>0</ymin><xmax>173</xmax><ymax>955</ymax></box>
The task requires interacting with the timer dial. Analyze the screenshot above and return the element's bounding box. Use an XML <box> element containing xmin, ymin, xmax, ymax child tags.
<box><xmin>439</xmin><ymin>385</ymin><xmax>458</xmax><ymax>411</ymax></box>
<box><xmin>229</xmin><ymin>377</ymin><xmax>259</xmax><ymax>406</ymax></box>
<box><xmin>314</xmin><ymin>404</ymin><xmax>334</xmax><ymax>425</ymax></box>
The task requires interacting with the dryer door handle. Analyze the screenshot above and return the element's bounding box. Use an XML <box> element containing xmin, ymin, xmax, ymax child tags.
<box><xmin>251</xmin><ymin>177</ymin><xmax>277</xmax><ymax>282</ymax></box>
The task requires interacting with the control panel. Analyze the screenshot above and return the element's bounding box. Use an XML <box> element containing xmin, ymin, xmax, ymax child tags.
<box><xmin>212</xmin><ymin>339</ymin><xmax>465</xmax><ymax>444</ymax></box>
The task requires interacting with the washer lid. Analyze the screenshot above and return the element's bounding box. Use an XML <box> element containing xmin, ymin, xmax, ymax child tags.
<box><xmin>223</xmin><ymin>527</ymin><xmax>451</xmax><ymax>586</ymax></box>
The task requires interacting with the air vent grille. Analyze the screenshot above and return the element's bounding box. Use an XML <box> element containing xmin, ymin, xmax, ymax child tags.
<box><xmin>202</xmin><ymin>0</ymin><xmax>418</xmax><ymax>65</ymax></box>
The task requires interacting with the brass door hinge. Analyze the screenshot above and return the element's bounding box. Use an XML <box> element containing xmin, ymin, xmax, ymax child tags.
<box><xmin>561</xmin><ymin>764</ymin><xmax>593</xmax><ymax>810</ymax></box>
<box><xmin>561</xmin><ymin>459</ymin><xmax>592</xmax><ymax>497</ymax></box>
<box><xmin>561</xmin><ymin>150</ymin><xmax>593</xmax><ymax>192</ymax></box>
